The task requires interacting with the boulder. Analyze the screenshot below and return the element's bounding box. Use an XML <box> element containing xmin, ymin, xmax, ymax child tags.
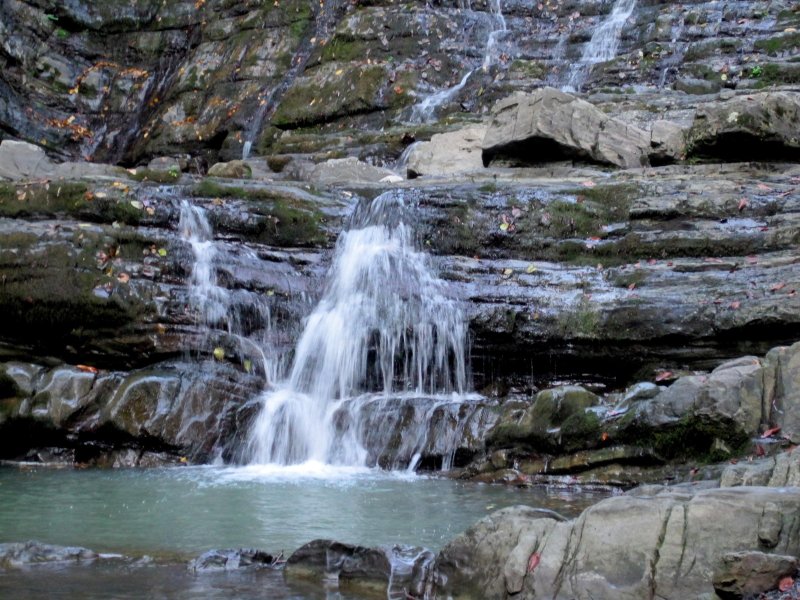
<box><xmin>406</xmin><ymin>126</ymin><xmax>486</xmax><ymax>178</ymax></box>
<box><xmin>303</xmin><ymin>157</ymin><xmax>399</xmax><ymax>184</ymax></box>
<box><xmin>285</xmin><ymin>539</ymin><xmax>434</xmax><ymax>598</ymax></box>
<box><xmin>482</xmin><ymin>88</ymin><xmax>653</xmax><ymax>169</ymax></box>
<box><xmin>712</xmin><ymin>551</ymin><xmax>798</xmax><ymax>599</ymax></box>
<box><xmin>0</xmin><ymin>141</ymin><xmax>55</xmax><ymax>179</ymax></box>
<box><xmin>688</xmin><ymin>92</ymin><xmax>800</xmax><ymax>160</ymax></box>
<box><xmin>207</xmin><ymin>160</ymin><xmax>252</xmax><ymax>179</ymax></box>
<box><xmin>488</xmin><ymin>385</ymin><xmax>600</xmax><ymax>452</ymax></box>
<box><xmin>433</xmin><ymin>486</ymin><xmax>800</xmax><ymax>600</ymax></box>
<box><xmin>650</xmin><ymin>120</ymin><xmax>687</xmax><ymax>164</ymax></box>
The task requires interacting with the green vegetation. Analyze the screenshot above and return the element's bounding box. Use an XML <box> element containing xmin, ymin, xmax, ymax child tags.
<box><xmin>128</xmin><ymin>168</ymin><xmax>180</xmax><ymax>183</ymax></box>
<box><xmin>754</xmin><ymin>32</ymin><xmax>800</xmax><ymax>55</ymax></box>
<box><xmin>192</xmin><ymin>179</ymin><xmax>327</xmax><ymax>247</ymax></box>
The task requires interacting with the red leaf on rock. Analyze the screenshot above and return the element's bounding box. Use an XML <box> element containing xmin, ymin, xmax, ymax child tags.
<box><xmin>770</xmin><ymin>282</ymin><xmax>787</xmax><ymax>292</ymax></box>
<box><xmin>756</xmin><ymin>183</ymin><xmax>773</xmax><ymax>192</ymax></box>
<box><xmin>738</xmin><ymin>198</ymin><xmax>748</xmax><ymax>212</ymax></box>
<box><xmin>761</xmin><ymin>426</ymin><xmax>781</xmax><ymax>438</ymax></box>
<box><xmin>655</xmin><ymin>371</ymin><xmax>673</xmax><ymax>382</ymax></box>
<box><xmin>729</xmin><ymin>301</ymin><xmax>740</xmax><ymax>310</ymax></box>
<box><xmin>755</xmin><ymin>444</ymin><xmax>766</xmax><ymax>457</ymax></box>
<box><xmin>527</xmin><ymin>552</ymin><xmax>541</xmax><ymax>573</ymax></box>
<box><xmin>628</xmin><ymin>283</ymin><xmax>636</xmax><ymax>291</ymax></box>
<box><xmin>778</xmin><ymin>576</ymin><xmax>794</xmax><ymax>592</ymax></box>
<box><xmin>76</xmin><ymin>365</ymin><xmax>98</xmax><ymax>374</ymax></box>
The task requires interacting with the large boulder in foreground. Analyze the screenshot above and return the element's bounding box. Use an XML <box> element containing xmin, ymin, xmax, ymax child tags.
<box><xmin>688</xmin><ymin>92</ymin><xmax>800</xmax><ymax>161</ymax></box>
<box><xmin>481</xmin><ymin>88</ymin><xmax>654</xmax><ymax>169</ymax></box>
<box><xmin>433</xmin><ymin>486</ymin><xmax>800</xmax><ymax>600</ymax></box>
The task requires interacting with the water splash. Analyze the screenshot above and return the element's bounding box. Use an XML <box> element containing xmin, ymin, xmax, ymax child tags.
<box><xmin>564</xmin><ymin>0</ymin><xmax>638</xmax><ymax>92</ymax></box>
<box><xmin>409</xmin><ymin>0</ymin><xmax>507</xmax><ymax>123</ymax></box>
<box><xmin>248</xmin><ymin>191</ymin><xmax>470</xmax><ymax>467</ymax></box>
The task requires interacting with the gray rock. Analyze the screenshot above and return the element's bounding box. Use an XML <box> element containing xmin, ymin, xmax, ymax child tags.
<box><xmin>0</xmin><ymin>141</ymin><xmax>55</xmax><ymax>179</ymax></box>
<box><xmin>307</xmin><ymin>157</ymin><xmax>398</xmax><ymax>184</ymax></box>
<box><xmin>285</xmin><ymin>539</ymin><xmax>434</xmax><ymax>597</ymax></box>
<box><xmin>406</xmin><ymin>126</ymin><xmax>486</xmax><ymax>178</ymax></box>
<box><xmin>433</xmin><ymin>487</ymin><xmax>800</xmax><ymax>600</ymax></box>
<box><xmin>0</xmin><ymin>541</ymin><xmax>98</xmax><ymax>568</ymax></box>
<box><xmin>189</xmin><ymin>548</ymin><xmax>277</xmax><ymax>572</ymax></box>
<box><xmin>207</xmin><ymin>160</ymin><xmax>252</xmax><ymax>179</ymax></box>
<box><xmin>650</xmin><ymin>120</ymin><xmax>687</xmax><ymax>163</ymax></box>
<box><xmin>712</xmin><ymin>551</ymin><xmax>798</xmax><ymax>599</ymax></box>
<box><xmin>688</xmin><ymin>92</ymin><xmax>800</xmax><ymax>160</ymax></box>
<box><xmin>482</xmin><ymin>88</ymin><xmax>653</xmax><ymax>169</ymax></box>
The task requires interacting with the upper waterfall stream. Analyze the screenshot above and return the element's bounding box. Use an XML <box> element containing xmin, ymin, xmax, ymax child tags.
<box><xmin>247</xmin><ymin>191</ymin><xmax>475</xmax><ymax>469</ymax></box>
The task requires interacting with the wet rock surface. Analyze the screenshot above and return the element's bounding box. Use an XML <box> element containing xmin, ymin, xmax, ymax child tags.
<box><xmin>0</xmin><ymin>541</ymin><xmax>99</xmax><ymax>568</ymax></box>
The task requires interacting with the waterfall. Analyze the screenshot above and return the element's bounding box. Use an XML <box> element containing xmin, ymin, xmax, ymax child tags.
<box><xmin>247</xmin><ymin>191</ymin><xmax>471</xmax><ymax>467</ymax></box>
<box><xmin>179</xmin><ymin>201</ymin><xmax>278</xmax><ymax>381</ymax></box>
<box><xmin>409</xmin><ymin>0</ymin><xmax>507</xmax><ymax>123</ymax></box>
<box><xmin>564</xmin><ymin>0</ymin><xmax>638</xmax><ymax>92</ymax></box>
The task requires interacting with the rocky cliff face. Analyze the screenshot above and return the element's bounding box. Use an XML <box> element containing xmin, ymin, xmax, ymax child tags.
<box><xmin>1</xmin><ymin>0</ymin><xmax>798</xmax><ymax>164</ymax></box>
<box><xmin>0</xmin><ymin>0</ymin><xmax>799</xmax><ymax>473</ymax></box>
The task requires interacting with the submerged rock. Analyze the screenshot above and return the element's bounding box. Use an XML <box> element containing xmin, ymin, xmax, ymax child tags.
<box><xmin>189</xmin><ymin>548</ymin><xmax>278</xmax><ymax>572</ymax></box>
<box><xmin>285</xmin><ymin>539</ymin><xmax>434</xmax><ymax>598</ymax></box>
<box><xmin>0</xmin><ymin>541</ymin><xmax>98</xmax><ymax>568</ymax></box>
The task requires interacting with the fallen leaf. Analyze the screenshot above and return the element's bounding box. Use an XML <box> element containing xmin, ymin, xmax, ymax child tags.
<box><xmin>737</xmin><ymin>198</ymin><xmax>748</xmax><ymax>212</ymax></box>
<box><xmin>76</xmin><ymin>365</ymin><xmax>98</xmax><ymax>374</ymax></box>
<box><xmin>130</xmin><ymin>200</ymin><xmax>143</xmax><ymax>209</ymax></box>
<box><xmin>243</xmin><ymin>359</ymin><xmax>252</xmax><ymax>373</ymax></box>
<box><xmin>157</xmin><ymin>248</ymin><xmax>167</xmax><ymax>257</ymax></box>
<box><xmin>511</xmin><ymin>207</ymin><xmax>522</xmax><ymax>218</ymax></box>
<box><xmin>502</xmin><ymin>268</ymin><xmax>513</xmax><ymax>277</ymax></box>
<box><xmin>778</xmin><ymin>576</ymin><xmax>794</xmax><ymax>592</ymax></box>
<box><xmin>581</xmin><ymin>180</ymin><xmax>595</xmax><ymax>188</ymax></box>
<box><xmin>527</xmin><ymin>552</ymin><xmax>541</xmax><ymax>573</ymax></box>
<box><xmin>526</xmin><ymin>264</ymin><xmax>537</xmax><ymax>274</ymax></box>
<box><xmin>729</xmin><ymin>301</ymin><xmax>740</xmax><ymax>310</ymax></box>
<box><xmin>213</xmin><ymin>347</ymin><xmax>225</xmax><ymax>361</ymax></box>
<box><xmin>116</xmin><ymin>272</ymin><xmax>130</xmax><ymax>284</ymax></box>
<box><xmin>655</xmin><ymin>371</ymin><xmax>673</xmax><ymax>382</ymax></box>
<box><xmin>770</xmin><ymin>282</ymin><xmax>787</xmax><ymax>292</ymax></box>
<box><xmin>755</xmin><ymin>444</ymin><xmax>765</xmax><ymax>457</ymax></box>
<box><xmin>761</xmin><ymin>426</ymin><xmax>781</xmax><ymax>438</ymax></box>
<box><xmin>756</xmin><ymin>183</ymin><xmax>773</xmax><ymax>192</ymax></box>
<box><xmin>499</xmin><ymin>222</ymin><xmax>510</xmax><ymax>231</ymax></box>
<box><xmin>601</xmin><ymin>432</ymin><xmax>609</xmax><ymax>442</ymax></box>
<box><xmin>628</xmin><ymin>283</ymin><xmax>636</xmax><ymax>291</ymax></box>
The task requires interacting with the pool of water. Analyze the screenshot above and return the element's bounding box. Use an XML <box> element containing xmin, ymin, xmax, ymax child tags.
<box><xmin>0</xmin><ymin>463</ymin><xmax>611</xmax><ymax>598</ymax></box>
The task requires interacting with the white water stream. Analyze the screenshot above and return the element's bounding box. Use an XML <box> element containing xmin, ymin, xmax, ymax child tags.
<box><xmin>564</xmin><ymin>0</ymin><xmax>638</xmax><ymax>92</ymax></box>
<box><xmin>409</xmin><ymin>0</ymin><xmax>507</xmax><ymax>123</ymax></box>
<box><xmin>247</xmin><ymin>191</ymin><xmax>471</xmax><ymax>468</ymax></box>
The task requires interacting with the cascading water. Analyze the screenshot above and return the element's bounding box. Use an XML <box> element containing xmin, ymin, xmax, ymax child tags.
<box><xmin>247</xmin><ymin>191</ymin><xmax>473</xmax><ymax>468</ymax></box>
<box><xmin>564</xmin><ymin>0</ymin><xmax>638</xmax><ymax>92</ymax></box>
<box><xmin>409</xmin><ymin>0</ymin><xmax>507</xmax><ymax>123</ymax></box>
<box><xmin>179</xmin><ymin>201</ymin><xmax>279</xmax><ymax>381</ymax></box>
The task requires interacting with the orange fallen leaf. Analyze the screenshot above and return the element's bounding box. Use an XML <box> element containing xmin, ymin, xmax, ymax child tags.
<box><xmin>655</xmin><ymin>371</ymin><xmax>673</xmax><ymax>382</ymax></box>
<box><xmin>729</xmin><ymin>301</ymin><xmax>740</xmax><ymax>310</ymax></box>
<box><xmin>581</xmin><ymin>181</ymin><xmax>595</xmax><ymax>188</ymax></box>
<box><xmin>761</xmin><ymin>426</ymin><xmax>781</xmax><ymax>438</ymax></box>
<box><xmin>76</xmin><ymin>365</ymin><xmax>98</xmax><ymax>374</ymax></box>
<box><xmin>770</xmin><ymin>282</ymin><xmax>787</xmax><ymax>292</ymax></box>
<box><xmin>527</xmin><ymin>552</ymin><xmax>541</xmax><ymax>573</ymax></box>
<box><xmin>601</xmin><ymin>432</ymin><xmax>609</xmax><ymax>442</ymax></box>
<box><xmin>628</xmin><ymin>283</ymin><xmax>636</xmax><ymax>291</ymax></box>
<box><xmin>737</xmin><ymin>198</ymin><xmax>748</xmax><ymax>212</ymax></box>
<box><xmin>756</xmin><ymin>183</ymin><xmax>772</xmax><ymax>192</ymax></box>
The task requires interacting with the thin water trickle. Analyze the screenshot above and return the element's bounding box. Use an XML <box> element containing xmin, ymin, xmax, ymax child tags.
<box><xmin>564</xmin><ymin>0</ymin><xmax>638</xmax><ymax>92</ymax></box>
<box><xmin>248</xmin><ymin>191</ymin><xmax>470</xmax><ymax>467</ymax></box>
<box><xmin>409</xmin><ymin>0</ymin><xmax>507</xmax><ymax>123</ymax></box>
<box><xmin>179</xmin><ymin>201</ymin><xmax>279</xmax><ymax>382</ymax></box>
